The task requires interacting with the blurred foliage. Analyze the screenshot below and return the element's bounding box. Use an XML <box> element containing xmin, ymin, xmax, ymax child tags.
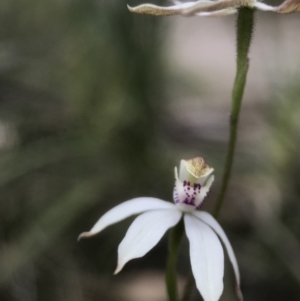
<box><xmin>0</xmin><ymin>1</ymin><xmax>300</xmax><ymax>301</ymax></box>
<box><xmin>0</xmin><ymin>0</ymin><xmax>171</xmax><ymax>299</ymax></box>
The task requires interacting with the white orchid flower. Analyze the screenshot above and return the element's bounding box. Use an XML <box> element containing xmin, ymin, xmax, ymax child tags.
<box><xmin>79</xmin><ymin>157</ymin><xmax>242</xmax><ymax>301</ymax></box>
<box><xmin>128</xmin><ymin>0</ymin><xmax>300</xmax><ymax>17</ymax></box>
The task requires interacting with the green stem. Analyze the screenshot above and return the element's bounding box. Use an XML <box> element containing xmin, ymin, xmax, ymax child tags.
<box><xmin>213</xmin><ymin>7</ymin><xmax>255</xmax><ymax>217</ymax></box>
<box><xmin>166</xmin><ymin>218</ymin><xmax>184</xmax><ymax>301</ymax></box>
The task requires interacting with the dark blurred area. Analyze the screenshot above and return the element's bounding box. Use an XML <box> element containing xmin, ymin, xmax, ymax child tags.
<box><xmin>0</xmin><ymin>0</ymin><xmax>300</xmax><ymax>300</ymax></box>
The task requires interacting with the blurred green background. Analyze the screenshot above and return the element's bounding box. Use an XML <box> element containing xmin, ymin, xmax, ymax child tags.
<box><xmin>0</xmin><ymin>0</ymin><xmax>300</xmax><ymax>300</ymax></box>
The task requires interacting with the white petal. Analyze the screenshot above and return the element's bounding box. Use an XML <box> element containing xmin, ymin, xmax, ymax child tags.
<box><xmin>272</xmin><ymin>0</ymin><xmax>300</xmax><ymax>13</ymax></box>
<box><xmin>184</xmin><ymin>214</ymin><xmax>224</xmax><ymax>301</ymax></box>
<box><xmin>193</xmin><ymin>211</ymin><xmax>243</xmax><ymax>300</ymax></box>
<box><xmin>127</xmin><ymin>2</ymin><xmax>197</xmax><ymax>16</ymax></box>
<box><xmin>181</xmin><ymin>0</ymin><xmax>242</xmax><ymax>16</ymax></box>
<box><xmin>254</xmin><ymin>0</ymin><xmax>300</xmax><ymax>13</ymax></box>
<box><xmin>78</xmin><ymin>197</ymin><xmax>176</xmax><ymax>239</ymax></box>
<box><xmin>115</xmin><ymin>209</ymin><xmax>182</xmax><ymax>274</ymax></box>
<box><xmin>196</xmin><ymin>7</ymin><xmax>237</xmax><ymax>16</ymax></box>
<box><xmin>254</xmin><ymin>2</ymin><xmax>276</xmax><ymax>11</ymax></box>
<box><xmin>171</xmin><ymin>0</ymin><xmax>214</xmax><ymax>5</ymax></box>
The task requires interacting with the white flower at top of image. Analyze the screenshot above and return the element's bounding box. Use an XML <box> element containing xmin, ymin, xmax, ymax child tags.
<box><xmin>79</xmin><ymin>157</ymin><xmax>242</xmax><ymax>301</ymax></box>
<box><xmin>128</xmin><ymin>0</ymin><xmax>300</xmax><ymax>17</ymax></box>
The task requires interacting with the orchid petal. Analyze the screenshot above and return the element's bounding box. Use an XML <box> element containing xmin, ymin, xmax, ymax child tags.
<box><xmin>196</xmin><ymin>7</ymin><xmax>237</xmax><ymax>16</ymax></box>
<box><xmin>184</xmin><ymin>214</ymin><xmax>224</xmax><ymax>301</ymax></box>
<box><xmin>268</xmin><ymin>0</ymin><xmax>300</xmax><ymax>13</ymax></box>
<box><xmin>254</xmin><ymin>2</ymin><xmax>276</xmax><ymax>11</ymax></box>
<box><xmin>78</xmin><ymin>197</ymin><xmax>176</xmax><ymax>239</ymax></box>
<box><xmin>181</xmin><ymin>0</ymin><xmax>251</xmax><ymax>16</ymax></box>
<box><xmin>115</xmin><ymin>209</ymin><xmax>182</xmax><ymax>274</ymax></box>
<box><xmin>171</xmin><ymin>0</ymin><xmax>214</xmax><ymax>5</ymax></box>
<box><xmin>127</xmin><ymin>2</ymin><xmax>197</xmax><ymax>16</ymax></box>
<box><xmin>193</xmin><ymin>211</ymin><xmax>243</xmax><ymax>301</ymax></box>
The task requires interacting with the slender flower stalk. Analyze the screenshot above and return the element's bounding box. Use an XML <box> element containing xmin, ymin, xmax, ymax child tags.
<box><xmin>214</xmin><ymin>7</ymin><xmax>255</xmax><ymax>217</ymax></box>
<box><xmin>166</xmin><ymin>219</ymin><xmax>184</xmax><ymax>301</ymax></box>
